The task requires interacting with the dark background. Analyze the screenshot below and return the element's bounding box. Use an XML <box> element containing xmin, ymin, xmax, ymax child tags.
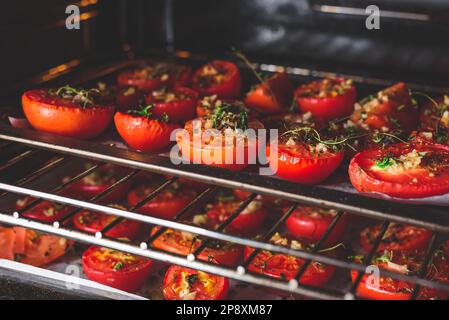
<box><xmin>1</xmin><ymin>0</ymin><xmax>449</xmax><ymax>95</ymax></box>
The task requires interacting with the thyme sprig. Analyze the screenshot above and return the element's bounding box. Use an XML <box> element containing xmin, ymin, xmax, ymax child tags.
<box><xmin>210</xmin><ymin>103</ymin><xmax>248</xmax><ymax>131</ymax></box>
<box><xmin>127</xmin><ymin>104</ymin><xmax>170</xmax><ymax>122</ymax></box>
<box><xmin>51</xmin><ymin>85</ymin><xmax>100</xmax><ymax>108</ymax></box>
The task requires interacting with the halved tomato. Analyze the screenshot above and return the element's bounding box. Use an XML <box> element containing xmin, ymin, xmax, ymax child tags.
<box><xmin>233</xmin><ymin>189</ymin><xmax>290</xmax><ymax>208</ymax></box>
<box><xmin>245</xmin><ymin>72</ymin><xmax>294</xmax><ymax>115</ymax></box>
<box><xmin>360</xmin><ymin>223</ymin><xmax>432</xmax><ymax>253</ymax></box>
<box><xmin>244</xmin><ymin>233</ymin><xmax>336</xmax><ymax>287</ymax></box>
<box><xmin>115</xmin><ymin>86</ymin><xmax>145</xmax><ymax>112</ymax></box>
<box><xmin>163</xmin><ymin>265</ymin><xmax>229</xmax><ymax>300</ymax></box>
<box><xmin>73</xmin><ymin>205</ymin><xmax>141</xmax><ymax>240</ymax></box>
<box><xmin>295</xmin><ymin>78</ymin><xmax>356</xmax><ymax>121</ymax></box>
<box><xmin>204</xmin><ymin>194</ymin><xmax>268</xmax><ymax>236</ymax></box>
<box><xmin>22</xmin><ymin>88</ymin><xmax>115</xmax><ymax>139</ymax></box>
<box><xmin>82</xmin><ymin>246</ymin><xmax>153</xmax><ymax>292</ymax></box>
<box><xmin>350</xmin><ymin>82</ymin><xmax>418</xmax><ymax>134</ymax></box>
<box><xmin>349</xmin><ymin>141</ymin><xmax>449</xmax><ymax>198</ymax></box>
<box><xmin>285</xmin><ymin>206</ymin><xmax>347</xmax><ymax>245</ymax></box>
<box><xmin>114</xmin><ymin>110</ymin><xmax>180</xmax><ymax>152</ymax></box>
<box><xmin>16</xmin><ymin>197</ymin><xmax>72</xmax><ymax>223</ymax></box>
<box><xmin>145</xmin><ymin>87</ymin><xmax>198</xmax><ymax>123</ymax></box>
<box><xmin>117</xmin><ymin>63</ymin><xmax>181</xmax><ymax>91</ymax></box>
<box><xmin>351</xmin><ymin>246</ymin><xmax>449</xmax><ymax>300</ymax></box>
<box><xmin>0</xmin><ymin>227</ymin><xmax>16</xmax><ymax>260</ymax></box>
<box><xmin>151</xmin><ymin>227</ymin><xmax>242</xmax><ymax>267</ymax></box>
<box><xmin>127</xmin><ymin>182</ymin><xmax>198</xmax><ymax>219</ymax></box>
<box><xmin>192</xmin><ymin>60</ymin><xmax>242</xmax><ymax>99</ymax></box>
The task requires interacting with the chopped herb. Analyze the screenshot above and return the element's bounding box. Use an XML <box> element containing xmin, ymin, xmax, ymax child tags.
<box><xmin>113</xmin><ymin>261</ymin><xmax>123</xmax><ymax>271</ymax></box>
<box><xmin>186</xmin><ymin>274</ymin><xmax>199</xmax><ymax>287</ymax></box>
<box><xmin>375</xmin><ymin>156</ymin><xmax>395</xmax><ymax>169</ymax></box>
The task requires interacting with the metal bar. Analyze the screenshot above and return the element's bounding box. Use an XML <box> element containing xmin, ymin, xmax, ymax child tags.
<box><xmin>98</xmin><ymin>177</ymin><xmax>178</xmax><ymax>237</ymax></box>
<box><xmin>188</xmin><ymin>193</ymin><xmax>258</xmax><ymax>261</ymax></box>
<box><xmin>348</xmin><ymin>220</ymin><xmax>390</xmax><ymax>300</ymax></box>
<box><xmin>238</xmin><ymin>203</ymin><xmax>298</xmax><ymax>272</ymax></box>
<box><xmin>410</xmin><ymin>233</ymin><xmax>438</xmax><ymax>300</ymax></box>
<box><xmin>0</xmin><ymin>156</ymin><xmax>69</xmax><ymax>198</ymax></box>
<box><xmin>14</xmin><ymin>163</ymin><xmax>102</xmax><ymax>215</ymax></box>
<box><xmin>292</xmin><ymin>212</ymin><xmax>346</xmax><ymax>288</ymax></box>
<box><xmin>2</xmin><ymin>125</ymin><xmax>449</xmax><ymax>233</ymax></box>
<box><xmin>55</xmin><ymin>169</ymin><xmax>140</xmax><ymax>229</ymax></box>
<box><xmin>0</xmin><ymin>149</ymin><xmax>39</xmax><ymax>172</ymax></box>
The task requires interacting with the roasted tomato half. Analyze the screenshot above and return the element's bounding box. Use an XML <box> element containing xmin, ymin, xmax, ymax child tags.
<box><xmin>22</xmin><ymin>87</ymin><xmax>115</xmax><ymax>139</ymax></box>
<box><xmin>244</xmin><ymin>233</ymin><xmax>336</xmax><ymax>287</ymax></box>
<box><xmin>151</xmin><ymin>227</ymin><xmax>242</xmax><ymax>267</ymax></box>
<box><xmin>192</xmin><ymin>60</ymin><xmax>242</xmax><ymax>99</ymax></box>
<box><xmin>351</xmin><ymin>246</ymin><xmax>449</xmax><ymax>300</ymax></box>
<box><xmin>73</xmin><ymin>205</ymin><xmax>141</xmax><ymax>240</ymax></box>
<box><xmin>145</xmin><ymin>87</ymin><xmax>198</xmax><ymax>123</ymax></box>
<box><xmin>294</xmin><ymin>78</ymin><xmax>356</xmax><ymax>121</ymax></box>
<box><xmin>360</xmin><ymin>223</ymin><xmax>432</xmax><ymax>253</ymax></box>
<box><xmin>16</xmin><ymin>197</ymin><xmax>71</xmax><ymax>223</ymax></box>
<box><xmin>349</xmin><ymin>141</ymin><xmax>449</xmax><ymax>198</ymax></box>
<box><xmin>0</xmin><ymin>227</ymin><xmax>71</xmax><ymax>267</ymax></box>
<box><xmin>163</xmin><ymin>265</ymin><xmax>229</xmax><ymax>300</ymax></box>
<box><xmin>114</xmin><ymin>106</ymin><xmax>180</xmax><ymax>152</ymax></box>
<box><xmin>62</xmin><ymin>164</ymin><xmax>131</xmax><ymax>202</ymax></box>
<box><xmin>350</xmin><ymin>82</ymin><xmax>418</xmax><ymax>134</ymax></box>
<box><xmin>285</xmin><ymin>206</ymin><xmax>347</xmax><ymax>245</ymax></box>
<box><xmin>115</xmin><ymin>86</ymin><xmax>145</xmax><ymax>112</ymax></box>
<box><xmin>201</xmin><ymin>192</ymin><xmax>268</xmax><ymax>236</ymax></box>
<box><xmin>266</xmin><ymin>124</ymin><xmax>344</xmax><ymax>184</ymax></box>
<box><xmin>82</xmin><ymin>246</ymin><xmax>153</xmax><ymax>292</ymax></box>
<box><xmin>177</xmin><ymin>105</ymin><xmax>264</xmax><ymax>171</ymax></box>
<box><xmin>127</xmin><ymin>181</ymin><xmax>198</xmax><ymax>219</ymax></box>
<box><xmin>117</xmin><ymin>63</ymin><xmax>190</xmax><ymax>91</ymax></box>
<box><xmin>418</xmin><ymin>95</ymin><xmax>449</xmax><ymax>145</ymax></box>
<box><xmin>233</xmin><ymin>189</ymin><xmax>290</xmax><ymax>208</ymax></box>
<box><xmin>245</xmin><ymin>72</ymin><xmax>294</xmax><ymax>115</ymax></box>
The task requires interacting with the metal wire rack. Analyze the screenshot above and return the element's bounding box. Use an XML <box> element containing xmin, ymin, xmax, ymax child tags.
<box><xmin>0</xmin><ymin>56</ymin><xmax>448</xmax><ymax>300</ymax></box>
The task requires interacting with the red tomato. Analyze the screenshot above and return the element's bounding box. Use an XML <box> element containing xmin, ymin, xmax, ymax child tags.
<box><xmin>192</xmin><ymin>60</ymin><xmax>242</xmax><ymax>99</ymax></box>
<box><xmin>62</xmin><ymin>164</ymin><xmax>131</xmax><ymax>202</ymax></box>
<box><xmin>145</xmin><ymin>87</ymin><xmax>198</xmax><ymax>123</ymax></box>
<box><xmin>205</xmin><ymin>196</ymin><xmax>268</xmax><ymax>236</ymax></box>
<box><xmin>266</xmin><ymin>142</ymin><xmax>344</xmax><ymax>185</ymax></box>
<box><xmin>22</xmin><ymin>88</ymin><xmax>115</xmax><ymax>139</ymax></box>
<box><xmin>173</xmin><ymin>65</ymin><xmax>192</xmax><ymax>88</ymax></box>
<box><xmin>245</xmin><ymin>72</ymin><xmax>293</xmax><ymax>115</ymax></box>
<box><xmin>73</xmin><ymin>207</ymin><xmax>140</xmax><ymax>240</ymax></box>
<box><xmin>117</xmin><ymin>63</ymin><xmax>178</xmax><ymax>91</ymax></box>
<box><xmin>177</xmin><ymin>116</ymin><xmax>263</xmax><ymax>171</ymax></box>
<box><xmin>418</xmin><ymin>96</ymin><xmax>449</xmax><ymax>145</ymax></box>
<box><xmin>163</xmin><ymin>265</ymin><xmax>229</xmax><ymax>300</ymax></box>
<box><xmin>285</xmin><ymin>206</ymin><xmax>347</xmax><ymax>245</ymax></box>
<box><xmin>115</xmin><ymin>86</ymin><xmax>144</xmax><ymax>112</ymax></box>
<box><xmin>127</xmin><ymin>182</ymin><xmax>198</xmax><ymax>219</ymax></box>
<box><xmin>360</xmin><ymin>223</ymin><xmax>432</xmax><ymax>253</ymax></box>
<box><xmin>233</xmin><ymin>189</ymin><xmax>290</xmax><ymax>208</ymax></box>
<box><xmin>351</xmin><ymin>246</ymin><xmax>449</xmax><ymax>300</ymax></box>
<box><xmin>295</xmin><ymin>78</ymin><xmax>356</xmax><ymax>121</ymax></box>
<box><xmin>16</xmin><ymin>197</ymin><xmax>72</xmax><ymax>223</ymax></box>
<box><xmin>350</xmin><ymin>82</ymin><xmax>418</xmax><ymax>134</ymax></box>
<box><xmin>349</xmin><ymin>141</ymin><xmax>449</xmax><ymax>198</ymax></box>
<box><xmin>114</xmin><ymin>111</ymin><xmax>179</xmax><ymax>152</ymax></box>
<box><xmin>82</xmin><ymin>246</ymin><xmax>153</xmax><ymax>292</ymax></box>
<box><xmin>151</xmin><ymin>227</ymin><xmax>242</xmax><ymax>267</ymax></box>
<box><xmin>0</xmin><ymin>227</ymin><xmax>16</xmax><ymax>260</ymax></box>
<box><xmin>244</xmin><ymin>233</ymin><xmax>336</xmax><ymax>287</ymax></box>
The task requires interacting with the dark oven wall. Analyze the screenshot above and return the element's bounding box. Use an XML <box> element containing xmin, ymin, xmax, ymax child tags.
<box><xmin>171</xmin><ymin>0</ymin><xmax>449</xmax><ymax>87</ymax></box>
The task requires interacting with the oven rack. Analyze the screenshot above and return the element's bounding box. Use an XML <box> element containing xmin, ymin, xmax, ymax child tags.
<box><xmin>0</xmin><ymin>57</ymin><xmax>448</xmax><ymax>300</ymax></box>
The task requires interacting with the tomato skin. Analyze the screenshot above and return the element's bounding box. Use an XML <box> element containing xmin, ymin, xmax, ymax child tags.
<box><xmin>115</xmin><ymin>87</ymin><xmax>144</xmax><ymax>112</ymax></box>
<box><xmin>151</xmin><ymin>227</ymin><xmax>243</xmax><ymax>267</ymax></box>
<box><xmin>360</xmin><ymin>223</ymin><xmax>432</xmax><ymax>253</ymax></box>
<box><xmin>145</xmin><ymin>87</ymin><xmax>198</xmax><ymax>123</ymax></box>
<box><xmin>206</xmin><ymin>200</ymin><xmax>268</xmax><ymax>236</ymax></box>
<box><xmin>173</xmin><ymin>65</ymin><xmax>192</xmax><ymax>88</ymax></box>
<box><xmin>244</xmin><ymin>246</ymin><xmax>335</xmax><ymax>287</ymax></box>
<box><xmin>82</xmin><ymin>246</ymin><xmax>153</xmax><ymax>292</ymax></box>
<box><xmin>63</xmin><ymin>179</ymin><xmax>130</xmax><ymax>203</ymax></box>
<box><xmin>295</xmin><ymin>78</ymin><xmax>356</xmax><ymax>121</ymax></box>
<box><xmin>267</xmin><ymin>145</ymin><xmax>344</xmax><ymax>184</ymax></box>
<box><xmin>245</xmin><ymin>72</ymin><xmax>293</xmax><ymax>115</ymax></box>
<box><xmin>350</xmin><ymin>82</ymin><xmax>418</xmax><ymax>134</ymax></box>
<box><xmin>126</xmin><ymin>184</ymin><xmax>197</xmax><ymax>220</ymax></box>
<box><xmin>16</xmin><ymin>198</ymin><xmax>71</xmax><ymax>223</ymax></box>
<box><xmin>349</xmin><ymin>142</ymin><xmax>449</xmax><ymax>198</ymax></box>
<box><xmin>285</xmin><ymin>207</ymin><xmax>347</xmax><ymax>245</ymax></box>
<box><xmin>163</xmin><ymin>265</ymin><xmax>229</xmax><ymax>300</ymax></box>
<box><xmin>0</xmin><ymin>227</ymin><xmax>16</xmax><ymax>260</ymax></box>
<box><xmin>22</xmin><ymin>89</ymin><xmax>115</xmax><ymax>139</ymax></box>
<box><xmin>192</xmin><ymin>60</ymin><xmax>242</xmax><ymax>99</ymax></box>
<box><xmin>114</xmin><ymin>112</ymin><xmax>179</xmax><ymax>152</ymax></box>
<box><xmin>73</xmin><ymin>210</ymin><xmax>140</xmax><ymax>240</ymax></box>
